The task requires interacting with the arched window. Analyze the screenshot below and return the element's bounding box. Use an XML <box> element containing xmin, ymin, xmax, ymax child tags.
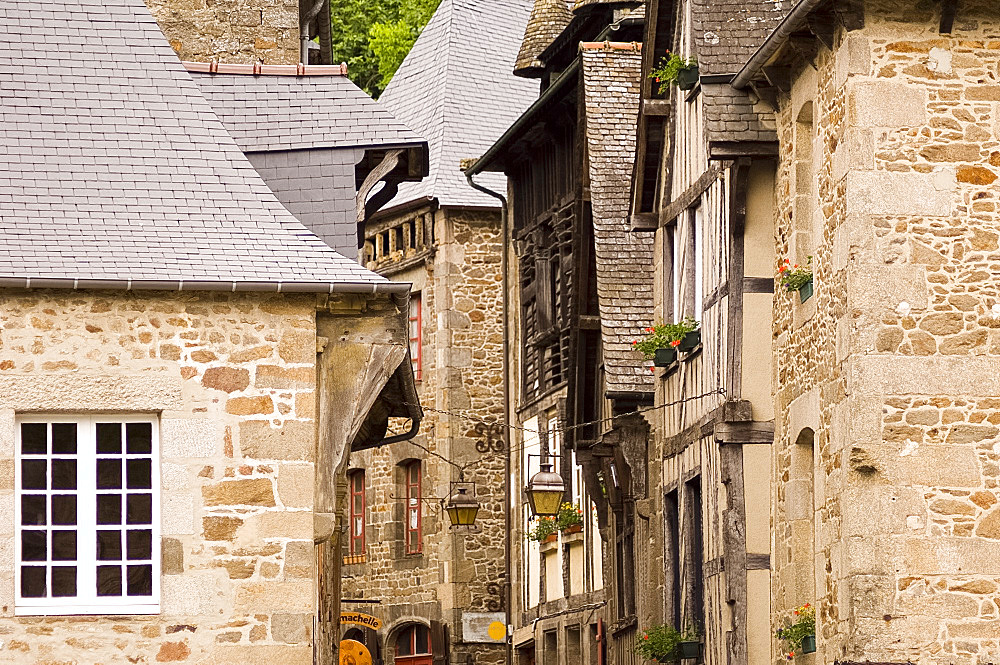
<box><xmin>396</xmin><ymin>623</ymin><xmax>432</xmax><ymax>665</ymax></box>
<box><xmin>404</xmin><ymin>461</ymin><xmax>422</xmax><ymax>554</ymax></box>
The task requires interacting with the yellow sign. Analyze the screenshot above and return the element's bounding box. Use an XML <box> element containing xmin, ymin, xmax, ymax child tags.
<box><xmin>340</xmin><ymin>639</ymin><xmax>372</xmax><ymax>665</ymax></box>
<box><xmin>341</xmin><ymin>612</ymin><xmax>383</xmax><ymax>631</ymax></box>
<box><xmin>487</xmin><ymin>621</ymin><xmax>507</xmax><ymax>641</ymax></box>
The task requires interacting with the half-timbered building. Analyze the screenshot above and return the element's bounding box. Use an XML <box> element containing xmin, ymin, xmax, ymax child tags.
<box><xmin>628</xmin><ymin>2</ymin><xmax>783</xmax><ymax>665</ymax></box>
<box><xmin>466</xmin><ymin>3</ymin><xmax>652</xmax><ymax>664</ymax></box>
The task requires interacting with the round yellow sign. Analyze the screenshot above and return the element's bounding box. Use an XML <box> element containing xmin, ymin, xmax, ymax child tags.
<box><xmin>340</xmin><ymin>639</ymin><xmax>372</xmax><ymax>665</ymax></box>
<box><xmin>487</xmin><ymin>621</ymin><xmax>507</xmax><ymax>641</ymax></box>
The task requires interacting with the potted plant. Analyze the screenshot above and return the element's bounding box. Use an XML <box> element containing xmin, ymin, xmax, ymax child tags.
<box><xmin>650</xmin><ymin>51</ymin><xmax>700</xmax><ymax>92</ymax></box>
<box><xmin>632</xmin><ymin>317</ymin><xmax>701</xmax><ymax>368</ymax></box>
<box><xmin>775</xmin><ymin>603</ymin><xmax>816</xmax><ymax>657</ymax></box>
<box><xmin>556</xmin><ymin>501</ymin><xmax>584</xmax><ymax>534</ymax></box>
<box><xmin>779</xmin><ymin>257</ymin><xmax>813</xmax><ymax>303</ymax></box>
<box><xmin>634</xmin><ymin>623</ymin><xmax>701</xmax><ymax>662</ymax></box>
<box><xmin>527</xmin><ymin>516</ymin><xmax>557</xmax><ymax>543</ymax></box>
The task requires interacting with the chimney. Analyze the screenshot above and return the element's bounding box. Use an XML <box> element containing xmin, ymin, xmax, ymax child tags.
<box><xmin>514</xmin><ymin>0</ymin><xmax>573</xmax><ymax>77</ymax></box>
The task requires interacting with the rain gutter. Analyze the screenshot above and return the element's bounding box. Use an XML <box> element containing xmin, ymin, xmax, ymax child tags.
<box><xmin>0</xmin><ymin>277</ymin><xmax>412</xmax><ymax>295</ymax></box>
<box><xmin>731</xmin><ymin>0</ymin><xmax>827</xmax><ymax>90</ymax></box>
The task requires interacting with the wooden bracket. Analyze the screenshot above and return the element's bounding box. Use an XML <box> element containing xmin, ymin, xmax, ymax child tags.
<box><xmin>939</xmin><ymin>0</ymin><xmax>958</xmax><ymax>33</ymax></box>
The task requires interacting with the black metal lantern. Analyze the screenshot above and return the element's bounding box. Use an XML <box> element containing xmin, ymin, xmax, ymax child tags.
<box><xmin>526</xmin><ymin>462</ymin><xmax>565</xmax><ymax>517</ymax></box>
<box><xmin>445</xmin><ymin>482</ymin><xmax>480</xmax><ymax>528</ymax></box>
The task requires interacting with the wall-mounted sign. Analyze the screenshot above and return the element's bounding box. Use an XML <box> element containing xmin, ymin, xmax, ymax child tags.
<box><xmin>340</xmin><ymin>639</ymin><xmax>372</xmax><ymax>665</ymax></box>
<box><xmin>341</xmin><ymin>612</ymin><xmax>383</xmax><ymax>631</ymax></box>
<box><xmin>462</xmin><ymin>611</ymin><xmax>507</xmax><ymax>643</ymax></box>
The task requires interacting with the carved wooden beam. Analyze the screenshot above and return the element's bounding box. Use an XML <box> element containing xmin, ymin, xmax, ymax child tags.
<box><xmin>806</xmin><ymin>11</ymin><xmax>837</xmax><ymax>49</ymax></box>
<box><xmin>749</xmin><ymin>81</ymin><xmax>779</xmax><ymax>112</ymax></box>
<box><xmin>762</xmin><ymin>65</ymin><xmax>792</xmax><ymax>93</ymax></box>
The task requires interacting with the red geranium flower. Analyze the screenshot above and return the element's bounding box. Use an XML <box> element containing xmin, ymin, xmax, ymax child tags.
<box><xmin>670</xmin><ymin>339</ymin><xmax>681</xmax><ymax>347</ymax></box>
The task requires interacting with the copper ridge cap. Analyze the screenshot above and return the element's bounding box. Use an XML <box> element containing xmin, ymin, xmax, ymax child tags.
<box><xmin>182</xmin><ymin>61</ymin><xmax>349</xmax><ymax>76</ymax></box>
<box><xmin>578</xmin><ymin>41</ymin><xmax>641</xmax><ymax>51</ymax></box>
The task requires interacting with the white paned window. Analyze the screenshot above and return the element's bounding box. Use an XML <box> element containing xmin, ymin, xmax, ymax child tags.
<box><xmin>16</xmin><ymin>416</ymin><xmax>159</xmax><ymax>615</ymax></box>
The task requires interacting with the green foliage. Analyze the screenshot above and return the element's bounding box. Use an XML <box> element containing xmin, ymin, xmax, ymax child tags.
<box><xmin>526</xmin><ymin>516</ymin><xmax>557</xmax><ymax>542</ymax></box>
<box><xmin>631</xmin><ymin>317</ymin><xmax>700</xmax><ymax>359</ymax></box>
<box><xmin>634</xmin><ymin>623</ymin><xmax>700</xmax><ymax>662</ymax></box>
<box><xmin>329</xmin><ymin>0</ymin><xmax>441</xmax><ymax>97</ymax></box>
<box><xmin>555</xmin><ymin>502</ymin><xmax>583</xmax><ymax>531</ymax></box>
<box><xmin>775</xmin><ymin>603</ymin><xmax>815</xmax><ymax>657</ymax></box>
<box><xmin>778</xmin><ymin>256</ymin><xmax>813</xmax><ymax>292</ymax></box>
<box><xmin>649</xmin><ymin>51</ymin><xmax>698</xmax><ymax>94</ymax></box>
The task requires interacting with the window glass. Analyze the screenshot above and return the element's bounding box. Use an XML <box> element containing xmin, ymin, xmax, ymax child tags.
<box><xmin>405</xmin><ymin>461</ymin><xmax>421</xmax><ymax>554</ymax></box>
<box><xmin>16</xmin><ymin>417</ymin><xmax>158</xmax><ymax>614</ymax></box>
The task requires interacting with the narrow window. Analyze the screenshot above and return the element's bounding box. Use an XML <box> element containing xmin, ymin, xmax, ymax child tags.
<box><xmin>614</xmin><ymin>507</ymin><xmax>636</xmax><ymax>619</ymax></box>
<box><xmin>405</xmin><ymin>461</ymin><xmax>422</xmax><ymax>554</ymax></box>
<box><xmin>409</xmin><ymin>293</ymin><xmax>422</xmax><ymax>381</ymax></box>
<box><xmin>349</xmin><ymin>470</ymin><xmax>366</xmax><ymax>557</ymax></box>
<box><xmin>684</xmin><ymin>476</ymin><xmax>704</xmax><ymax>630</ymax></box>
<box><xmin>16</xmin><ymin>416</ymin><xmax>159</xmax><ymax>615</ymax></box>
<box><xmin>664</xmin><ymin>490</ymin><xmax>681</xmax><ymax>628</ymax></box>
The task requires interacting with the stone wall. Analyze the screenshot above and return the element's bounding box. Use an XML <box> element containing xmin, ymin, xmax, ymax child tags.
<box><xmin>346</xmin><ymin>206</ymin><xmax>507</xmax><ymax>664</ymax></box>
<box><xmin>0</xmin><ymin>290</ymin><xmax>318</xmax><ymax>664</ymax></box>
<box><xmin>772</xmin><ymin>2</ymin><xmax>1000</xmax><ymax>662</ymax></box>
<box><xmin>143</xmin><ymin>0</ymin><xmax>299</xmax><ymax>64</ymax></box>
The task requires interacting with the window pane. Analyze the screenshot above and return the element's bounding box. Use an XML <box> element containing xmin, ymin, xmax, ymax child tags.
<box><xmin>52</xmin><ymin>531</ymin><xmax>77</xmax><ymax>561</ymax></box>
<box><xmin>21</xmin><ymin>566</ymin><xmax>46</xmax><ymax>598</ymax></box>
<box><xmin>397</xmin><ymin>629</ymin><xmax>413</xmax><ymax>656</ymax></box>
<box><xmin>126</xmin><ymin>459</ymin><xmax>152</xmax><ymax>490</ymax></box>
<box><xmin>51</xmin><ymin>495</ymin><xmax>77</xmax><ymax>526</ymax></box>
<box><xmin>21</xmin><ymin>495</ymin><xmax>45</xmax><ymax>526</ymax></box>
<box><xmin>125</xmin><ymin>423</ymin><xmax>152</xmax><ymax>454</ymax></box>
<box><xmin>416</xmin><ymin>625</ymin><xmax>430</xmax><ymax>654</ymax></box>
<box><xmin>127</xmin><ymin>564</ymin><xmax>153</xmax><ymax>596</ymax></box>
<box><xmin>97</xmin><ymin>494</ymin><xmax>122</xmax><ymax>525</ymax></box>
<box><xmin>20</xmin><ymin>423</ymin><xmax>46</xmax><ymax>455</ymax></box>
<box><xmin>51</xmin><ymin>459</ymin><xmax>77</xmax><ymax>490</ymax></box>
<box><xmin>97</xmin><ymin>459</ymin><xmax>122</xmax><ymax>490</ymax></box>
<box><xmin>21</xmin><ymin>459</ymin><xmax>46</xmax><ymax>490</ymax></box>
<box><xmin>97</xmin><ymin>565</ymin><xmax>121</xmax><ymax>596</ymax></box>
<box><xmin>96</xmin><ymin>423</ymin><xmax>121</xmax><ymax>454</ymax></box>
<box><xmin>97</xmin><ymin>530</ymin><xmax>122</xmax><ymax>561</ymax></box>
<box><xmin>51</xmin><ymin>423</ymin><xmax>77</xmax><ymax>454</ymax></box>
<box><xmin>21</xmin><ymin>530</ymin><xmax>46</xmax><ymax>561</ymax></box>
<box><xmin>126</xmin><ymin>494</ymin><xmax>152</xmax><ymax>525</ymax></box>
<box><xmin>51</xmin><ymin>566</ymin><xmax>76</xmax><ymax>597</ymax></box>
<box><xmin>126</xmin><ymin>530</ymin><xmax>152</xmax><ymax>560</ymax></box>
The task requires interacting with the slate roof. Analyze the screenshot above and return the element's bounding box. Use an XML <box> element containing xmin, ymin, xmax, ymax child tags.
<box><xmin>581</xmin><ymin>43</ymin><xmax>655</xmax><ymax>394</ymax></box>
<box><xmin>378</xmin><ymin>0</ymin><xmax>538</xmax><ymax>211</ymax></box>
<box><xmin>692</xmin><ymin>0</ymin><xmax>786</xmax><ymax>149</ymax></box>
<box><xmin>188</xmin><ymin>65</ymin><xmax>425</xmax><ymax>154</ymax></box>
<box><xmin>0</xmin><ymin>0</ymin><xmax>385</xmax><ymax>289</ymax></box>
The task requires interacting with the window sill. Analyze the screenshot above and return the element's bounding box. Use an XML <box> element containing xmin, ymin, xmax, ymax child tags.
<box><xmin>343</xmin><ymin>554</ymin><xmax>368</xmax><ymax>566</ymax></box>
<box><xmin>15</xmin><ymin>603</ymin><xmax>160</xmax><ymax>616</ymax></box>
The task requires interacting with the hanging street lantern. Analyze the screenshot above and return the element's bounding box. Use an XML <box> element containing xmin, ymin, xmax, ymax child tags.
<box><xmin>445</xmin><ymin>482</ymin><xmax>480</xmax><ymax>528</ymax></box>
<box><xmin>526</xmin><ymin>462</ymin><xmax>565</xmax><ymax>517</ymax></box>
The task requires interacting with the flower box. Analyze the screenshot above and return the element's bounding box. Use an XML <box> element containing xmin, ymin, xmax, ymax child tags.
<box><xmin>562</xmin><ymin>523</ymin><xmax>582</xmax><ymax>535</ymax></box>
<box><xmin>678</xmin><ymin>330</ymin><xmax>700</xmax><ymax>352</ymax></box>
<box><xmin>798</xmin><ymin>281</ymin><xmax>813</xmax><ymax>303</ymax></box>
<box><xmin>675</xmin><ymin>65</ymin><xmax>699</xmax><ymax>90</ymax></box>
<box><xmin>801</xmin><ymin>635</ymin><xmax>816</xmax><ymax>654</ymax></box>
<box><xmin>678</xmin><ymin>640</ymin><xmax>700</xmax><ymax>659</ymax></box>
<box><xmin>654</xmin><ymin>348</ymin><xmax>677</xmax><ymax>366</ymax></box>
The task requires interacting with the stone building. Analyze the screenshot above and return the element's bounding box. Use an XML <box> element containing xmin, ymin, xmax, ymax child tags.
<box><xmin>629</xmin><ymin>0</ymin><xmax>1000</xmax><ymax>663</ymax></box>
<box><xmin>0</xmin><ymin>2</ymin><xmax>421</xmax><ymax>664</ymax></box>
<box><xmin>732</xmin><ymin>0</ymin><xmax>1000</xmax><ymax>662</ymax></box>
<box><xmin>340</xmin><ymin>1</ymin><xmax>536</xmax><ymax>664</ymax></box>
<box><xmin>465</xmin><ymin>3</ymin><xmax>653</xmax><ymax>664</ymax></box>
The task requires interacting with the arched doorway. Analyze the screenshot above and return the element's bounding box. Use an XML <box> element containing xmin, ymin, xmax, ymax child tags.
<box><xmin>395</xmin><ymin>623</ymin><xmax>432</xmax><ymax>665</ymax></box>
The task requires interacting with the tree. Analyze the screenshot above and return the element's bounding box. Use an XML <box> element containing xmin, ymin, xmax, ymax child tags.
<box><xmin>329</xmin><ymin>0</ymin><xmax>441</xmax><ymax>97</ymax></box>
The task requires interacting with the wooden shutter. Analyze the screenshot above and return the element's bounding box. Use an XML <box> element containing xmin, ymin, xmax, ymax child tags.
<box><xmin>430</xmin><ymin>620</ymin><xmax>447</xmax><ymax>665</ymax></box>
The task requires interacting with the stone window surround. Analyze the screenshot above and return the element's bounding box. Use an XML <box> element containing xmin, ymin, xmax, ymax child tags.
<box><xmin>0</xmin><ymin>374</ymin><xmax>184</xmax><ymax>616</ymax></box>
<box><xmin>15</xmin><ymin>413</ymin><xmax>161</xmax><ymax>616</ymax></box>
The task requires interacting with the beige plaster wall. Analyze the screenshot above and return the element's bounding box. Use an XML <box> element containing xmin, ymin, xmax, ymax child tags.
<box><xmin>0</xmin><ymin>289</ymin><xmax>318</xmax><ymax>664</ymax></box>
<box><xmin>772</xmin><ymin>2</ymin><xmax>1000</xmax><ymax>662</ymax></box>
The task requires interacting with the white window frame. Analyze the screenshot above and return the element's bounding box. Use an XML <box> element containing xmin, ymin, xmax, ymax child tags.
<box><xmin>15</xmin><ymin>414</ymin><xmax>161</xmax><ymax>616</ymax></box>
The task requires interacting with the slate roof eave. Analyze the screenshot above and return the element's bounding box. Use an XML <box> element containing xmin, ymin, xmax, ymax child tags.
<box><xmin>0</xmin><ymin>0</ymin><xmax>392</xmax><ymax>291</ymax></box>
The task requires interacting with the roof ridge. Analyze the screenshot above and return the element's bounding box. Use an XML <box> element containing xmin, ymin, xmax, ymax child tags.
<box><xmin>183</xmin><ymin>61</ymin><xmax>349</xmax><ymax>76</ymax></box>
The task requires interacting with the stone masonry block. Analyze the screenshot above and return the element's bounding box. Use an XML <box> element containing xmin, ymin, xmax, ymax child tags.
<box><xmin>850</xmin><ymin>81</ymin><xmax>927</xmax><ymax>127</ymax></box>
<box><xmin>271</xmin><ymin>613</ymin><xmax>312</xmax><ymax>644</ymax></box>
<box><xmin>240</xmin><ymin>420</ymin><xmax>315</xmax><ymax>461</ymax></box>
<box><xmin>846</xmin><ymin>170</ymin><xmax>954</xmax><ymax>217</ymax></box>
<box><xmin>162</xmin><ymin>493</ymin><xmax>196</xmax><ymax>535</ymax></box>
<box><xmin>199</xmin><ymin>646</ymin><xmax>313</xmax><ymax>665</ymax></box>
<box><xmin>161</xmin><ymin>417</ymin><xmax>219</xmax><ymax>458</ymax></box>
<box><xmin>235</xmin><ymin>581</ymin><xmax>313</xmax><ymax>612</ymax></box>
<box><xmin>277</xmin><ymin>464</ymin><xmax>314</xmax><ymax>508</ymax></box>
